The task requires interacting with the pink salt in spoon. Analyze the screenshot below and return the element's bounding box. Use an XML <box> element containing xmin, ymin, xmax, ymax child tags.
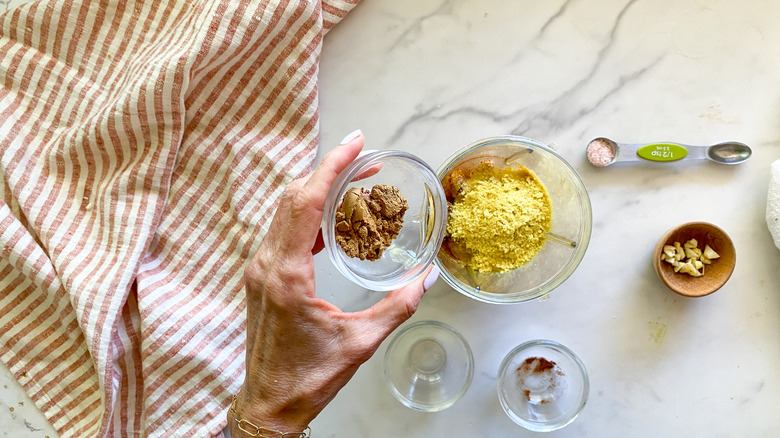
<box><xmin>585</xmin><ymin>137</ymin><xmax>751</xmax><ymax>167</ymax></box>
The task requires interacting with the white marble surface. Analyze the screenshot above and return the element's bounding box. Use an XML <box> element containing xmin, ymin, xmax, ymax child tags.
<box><xmin>3</xmin><ymin>0</ymin><xmax>780</xmax><ymax>436</ymax></box>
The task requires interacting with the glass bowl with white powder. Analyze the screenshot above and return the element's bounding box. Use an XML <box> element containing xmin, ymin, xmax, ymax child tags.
<box><xmin>497</xmin><ymin>340</ymin><xmax>589</xmax><ymax>432</ymax></box>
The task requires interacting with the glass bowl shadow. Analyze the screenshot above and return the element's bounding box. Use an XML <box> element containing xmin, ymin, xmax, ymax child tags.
<box><xmin>434</xmin><ymin>136</ymin><xmax>592</xmax><ymax>304</ymax></box>
<box><xmin>322</xmin><ymin>150</ymin><xmax>448</xmax><ymax>291</ymax></box>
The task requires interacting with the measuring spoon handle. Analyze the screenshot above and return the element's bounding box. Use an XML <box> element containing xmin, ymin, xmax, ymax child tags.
<box><xmin>614</xmin><ymin>142</ymin><xmax>707</xmax><ymax>163</ymax></box>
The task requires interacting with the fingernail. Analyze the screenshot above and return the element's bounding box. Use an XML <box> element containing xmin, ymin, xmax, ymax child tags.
<box><xmin>339</xmin><ymin>129</ymin><xmax>362</xmax><ymax>145</ymax></box>
<box><xmin>423</xmin><ymin>265</ymin><xmax>440</xmax><ymax>291</ymax></box>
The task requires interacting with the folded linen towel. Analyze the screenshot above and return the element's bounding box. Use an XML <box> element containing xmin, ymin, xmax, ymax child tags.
<box><xmin>0</xmin><ymin>0</ymin><xmax>359</xmax><ymax>437</ymax></box>
<box><xmin>769</xmin><ymin>159</ymin><xmax>780</xmax><ymax>250</ymax></box>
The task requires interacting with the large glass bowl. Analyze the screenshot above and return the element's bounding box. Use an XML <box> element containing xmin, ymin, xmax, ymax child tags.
<box><xmin>323</xmin><ymin>150</ymin><xmax>448</xmax><ymax>291</ymax></box>
<box><xmin>434</xmin><ymin>136</ymin><xmax>591</xmax><ymax>303</ymax></box>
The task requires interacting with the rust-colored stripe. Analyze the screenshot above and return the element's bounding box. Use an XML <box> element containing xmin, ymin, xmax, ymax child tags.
<box><xmin>39</xmin><ymin>350</ymin><xmax>97</xmax><ymax>414</ymax></box>
<box><xmin>186</xmin><ymin>0</ymin><xmax>269</xmax><ymax>105</ymax></box>
<box><xmin>113</xmin><ymin>288</ymin><xmax>144</xmax><ymax>437</ymax></box>
<box><xmin>165</xmin><ymin>359</ymin><xmax>247</xmax><ymax>435</ymax></box>
<box><xmin>56</xmin><ymin>395</ymin><xmax>102</xmax><ymax>436</ymax></box>
<box><xmin>50</xmin><ymin>0</ymin><xmax>73</xmax><ymax>58</ymax></box>
<box><xmin>147</xmin><ymin>339</ymin><xmax>245</xmax><ymax>430</ymax></box>
<box><xmin>63</xmin><ymin>0</ymin><xmax>92</xmax><ymax>68</ymax></box>
<box><xmin>188</xmin><ymin>0</ymin><xmax>234</xmax><ymax>74</ymax></box>
<box><xmin>34</xmin><ymin>1</ymin><xmax>52</xmax><ymax>54</ymax></box>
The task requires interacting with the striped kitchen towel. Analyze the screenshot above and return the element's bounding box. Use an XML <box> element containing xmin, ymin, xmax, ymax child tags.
<box><xmin>0</xmin><ymin>0</ymin><xmax>360</xmax><ymax>436</ymax></box>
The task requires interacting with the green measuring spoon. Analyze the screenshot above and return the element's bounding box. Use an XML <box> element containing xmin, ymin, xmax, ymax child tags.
<box><xmin>586</xmin><ymin>137</ymin><xmax>752</xmax><ymax>167</ymax></box>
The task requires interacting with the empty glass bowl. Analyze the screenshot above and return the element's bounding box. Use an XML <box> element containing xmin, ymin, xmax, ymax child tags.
<box><xmin>434</xmin><ymin>136</ymin><xmax>592</xmax><ymax>303</ymax></box>
<box><xmin>497</xmin><ymin>340</ymin><xmax>589</xmax><ymax>432</ymax></box>
<box><xmin>322</xmin><ymin>150</ymin><xmax>448</xmax><ymax>291</ymax></box>
<box><xmin>384</xmin><ymin>321</ymin><xmax>474</xmax><ymax>412</ymax></box>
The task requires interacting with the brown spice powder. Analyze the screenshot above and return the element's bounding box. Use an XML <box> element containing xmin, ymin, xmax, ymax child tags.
<box><xmin>521</xmin><ymin>356</ymin><xmax>556</xmax><ymax>373</ymax></box>
<box><xmin>516</xmin><ymin>356</ymin><xmax>564</xmax><ymax>404</ymax></box>
<box><xmin>334</xmin><ymin>184</ymin><xmax>408</xmax><ymax>261</ymax></box>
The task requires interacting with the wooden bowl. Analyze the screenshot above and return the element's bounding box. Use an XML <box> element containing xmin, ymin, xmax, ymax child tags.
<box><xmin>652</xmin><ymin>222</ymin><xmax>736</xmax><ymax>297</ymax></box>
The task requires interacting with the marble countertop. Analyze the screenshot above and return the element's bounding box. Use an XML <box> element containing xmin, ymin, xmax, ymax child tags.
<box><xmin>3</xmin><ymin>0</ymin><xmax>780</xmax><ymax>436</ymax></box>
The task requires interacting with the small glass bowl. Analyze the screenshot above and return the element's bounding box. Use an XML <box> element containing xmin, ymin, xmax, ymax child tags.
<box><xmin>384</xmin><ymin>321</ymin><xmax>474</xmax><ymax>412</ymax></box>
<box><xmin>497</xmin><ymin>340</ymin><xmax>589</xmax><ymax>432</ymax></box>
<box><xmin>434</xmin><ymin>136</ymin><xmax>592</xmax><ymax>303</ymax></box>
<box><xmin>322</xmin><ymin>150</ymin><xmax>448</xmax><ymax>291</ymax></box>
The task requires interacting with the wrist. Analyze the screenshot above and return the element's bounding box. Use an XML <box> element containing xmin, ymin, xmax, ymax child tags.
<box><xmin>230</xmin><ymin>391</ymin><xmax>312</xmax><ymax>437</ymax></box>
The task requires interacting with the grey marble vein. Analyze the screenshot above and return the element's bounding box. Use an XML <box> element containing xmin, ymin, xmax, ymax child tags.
<box><xmin>535</xmin><ymin>0</ymin><xmax>574</xmax><ymax>41</ymax></box>
<box><xmin>387</xmin><ymin>0</ymin><xmax>452</xmax><ymax>52</ymax></box>
<box><xmin>510</xmin><ymin>55</ymin><xmax>664</xmax><ymax>136</ymax></box>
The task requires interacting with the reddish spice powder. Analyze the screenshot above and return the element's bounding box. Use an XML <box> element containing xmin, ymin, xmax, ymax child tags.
<box><xmin>523</xmin><ymin>356</ymin><xmax>555</xmax><ymax>373</ymax></box>
<box><xmin>516</xmin><ymin>356</ymin><xmax>563</xmax><ymax>403</ymax></box>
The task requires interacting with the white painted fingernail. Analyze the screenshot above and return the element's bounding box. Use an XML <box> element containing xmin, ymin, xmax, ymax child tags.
<box><xmin>339</xmin><ymin>129</ymin><xmax>362</xmax><ymax>145</ymax></box>
<box><xmin>423</xmin><ymin>265</ymin><xmax>440</xmax><ymax>291</ymax></box>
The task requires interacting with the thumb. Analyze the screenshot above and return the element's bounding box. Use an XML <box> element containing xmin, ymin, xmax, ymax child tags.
<box><xmin>360</xmin><ymin>265</ymin><xmax>440</xmax><ymax>330</ymax></box>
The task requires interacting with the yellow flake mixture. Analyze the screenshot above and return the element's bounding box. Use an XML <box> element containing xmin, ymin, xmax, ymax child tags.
<box><xmin>445</xmin><ymin>164</ymin><xmax>551</xmax><ymax>273</ymax></box>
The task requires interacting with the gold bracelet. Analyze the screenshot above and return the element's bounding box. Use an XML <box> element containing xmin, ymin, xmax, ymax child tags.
<box><xmin>230</xmin><ymin>394</ymin><xmax>312</xmax><ymax>438</ymax></box>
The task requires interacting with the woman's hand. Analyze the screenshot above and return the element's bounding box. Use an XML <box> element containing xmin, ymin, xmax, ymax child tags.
<box><xmin>230</xmin><ymin>131</ymin><xmax>439</xmax><ymax>435</ymax></box>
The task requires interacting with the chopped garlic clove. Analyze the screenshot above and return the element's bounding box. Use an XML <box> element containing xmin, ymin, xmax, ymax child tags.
<box><xmin>679</xmin><ymin>260</ymin><xmax>702</xmax><ymax>277</ymax></box>
<box><xmin>703</xmin><ymin>245</ymin><xmax>720</xmax><ymax>260</ymax></box>
<box><xmin>685</xmin><ymin>247</ymin><xmax>701</xmax><ymax>260</ymax></box>
<box><xmin>663</xmin><ymin>245</ymin><xmax>677</xmax><ymax>258</ymax></box>
<box><xmin>694</xmin><ymin>260</ymin><xmax>704</xmax><ymax>270</ymax></box>
<box><xmin>684</xmin><ymin>238</ymin><xmax>698</xmax><ymax>249</ymax></box>
<box><xmin>674</xmin><ymin>242</ymin><xmax>685</xmax><ymax>261</ymax></box>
